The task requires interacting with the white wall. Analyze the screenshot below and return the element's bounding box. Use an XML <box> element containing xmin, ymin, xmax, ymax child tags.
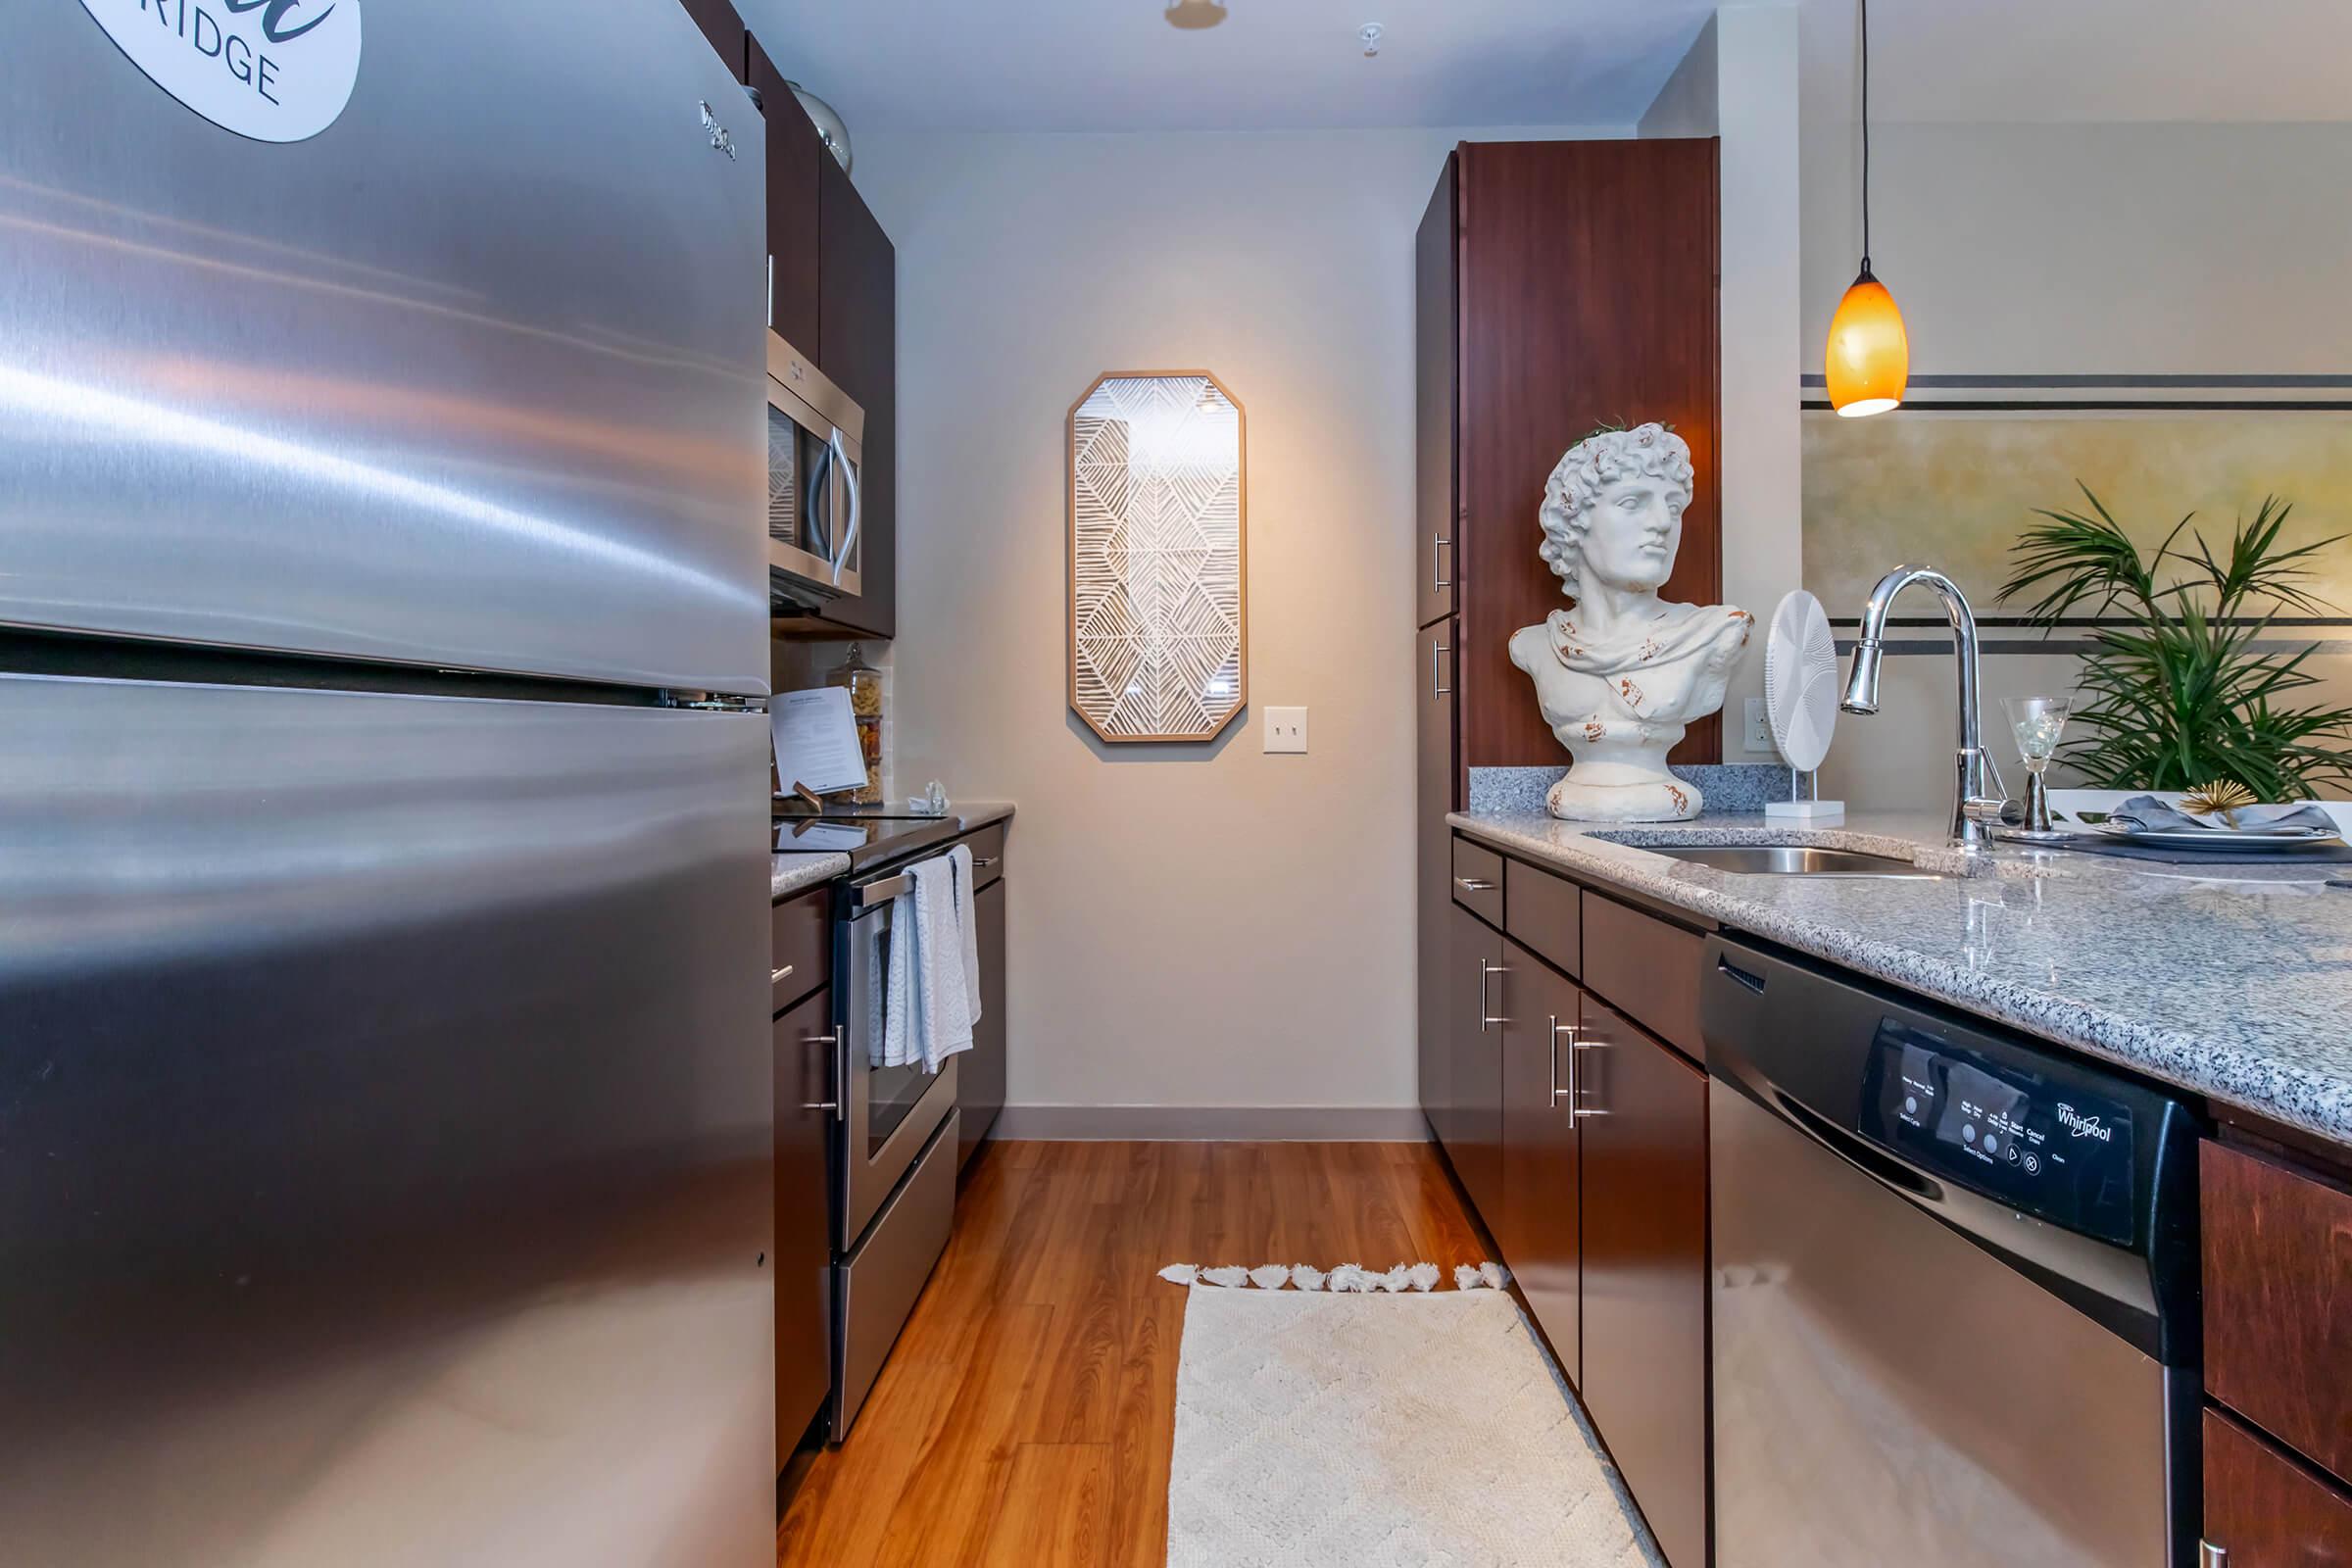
<box><xmin>854</xmin><ymin>125</ymin><xmax>1620</xmax><ymax>1136</ymax></box>
<box><xmin>1799</xmin><ymin>112</ymin><xmax>2352</xmax><ymax>808</ymax></box>
<box><xmin>1801</xmin><ymin>120</ymin><xmax>2352</xmax><ymax>375</ymax></box>
<box><xmin>1639</xmin><ymin>5</ymin><xmax>1805</xmax><ymax>762</ymax></box>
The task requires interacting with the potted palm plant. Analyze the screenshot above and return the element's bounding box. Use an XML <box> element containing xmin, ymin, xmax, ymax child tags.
<box><xmin>1996</xmin><ymin>486</ymin><xmax>2352</xmax><ymax>799</ymax></box>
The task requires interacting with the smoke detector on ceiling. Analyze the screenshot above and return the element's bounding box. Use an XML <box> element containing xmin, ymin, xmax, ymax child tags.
<box><xmin>1164</xmin><ymin>0</ymin><xmax>1227</xmax><ymax>29</ymax></box>
<box><xmin>1359</xmin><ymin>23</ymin><xmax>1383</xmax><ymax>57</ymax></box>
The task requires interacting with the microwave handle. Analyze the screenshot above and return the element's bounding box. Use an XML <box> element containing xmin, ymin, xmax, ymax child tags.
<box><xmin>830</xmin><ymin>426</ymin><xmax>861</xmax><ymax>585</ymax></box>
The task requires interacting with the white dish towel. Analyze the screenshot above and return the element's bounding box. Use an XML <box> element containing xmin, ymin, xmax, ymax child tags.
<box><xmin>877</xmin><ymin>851</ymin><xmax>975</xmax><ymax>1073</ymax></box>
<box><xmin>949</xmin><ymin>843</ymin><xmax>984</xmax><ymax>1028</ymax></box>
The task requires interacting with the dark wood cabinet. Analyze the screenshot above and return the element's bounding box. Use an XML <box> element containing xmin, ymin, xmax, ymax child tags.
<box><xmin>959</xmin><ymin>876</ymin><xmax>1005</xmax><ymax>1169</ymax></box>
<box><xmin>2204</xmin><ymin>1138</ymin><xmax>2352</xmax><ymax>1489</ymax></box>
<box><xmin>1582</xmin><ymin>891</ymin><xmax>1705</xmax><ymax>1064</ymax></box>
<box><xmin>745</xmin><ymin>35</ymin><xmax>822</xmax><ymax>360</ymax></box>
<box><xmin>1500</xmin><ymin>944</ymin><xmax>1582</xmax><ymax>1387</ymax></box>
<box><xmin>772</xmin><ymin>985</ymin><xmax>836</xmax><ymax>1450</ymax></box>
<box><xmin>1415</xmin><ymin>138</ymin><xmax>1722</xmax><ymax>769</ymax></box>
<box><xmin>1417</xmin><ymin>620</ymin><xmax>1458</xmax><ymax>1139</ymax></box>
<box><xmin>805</xmin><ymin>156</ymin><xmax>897</xmax><ymax>639</ymax></box>
<box><xmin>2204</xmin><ymin>1406</ymin><xmax>2352</xmax><ymax>1565</ymax></box>
<box><xmin>1445</xmin><ymin>901</ymin><xmax>1504</xmax><ymax>1227</ymax></box>
<box><xmin>1414</xmin><ymin>154</ymin><xmax>1458</xmax><ymax>631</ymax></box>
<box><xmin>1578</xmin><ymin>994</ymin><xmax>1710</xmax><ymax>1568</ymax></box>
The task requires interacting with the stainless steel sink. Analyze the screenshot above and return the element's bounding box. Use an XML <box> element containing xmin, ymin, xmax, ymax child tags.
<box><xmin>1640</xmin><ymin>845</ymin><xmax>1947</xmax><ymax>878</ymax></box>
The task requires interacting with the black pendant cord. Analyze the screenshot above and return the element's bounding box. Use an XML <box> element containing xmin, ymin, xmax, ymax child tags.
<box><xmin>1859</xmin><ymin>0</ymin><xmax>1873</xmax><ymax>273</ymax></box>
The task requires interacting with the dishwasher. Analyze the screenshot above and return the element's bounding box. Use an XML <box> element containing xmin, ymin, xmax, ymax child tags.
<box><xmin>1701</xmin><ymin>935</ymin><xmax>2201</xmax><ymax>1568</ymax></box>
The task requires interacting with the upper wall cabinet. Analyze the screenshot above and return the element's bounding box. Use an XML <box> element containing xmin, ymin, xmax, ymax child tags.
<box><xmin>744</xmin><ymin>28</ymin><xmax>898</xmax><ymax>641</ymax></box>
<box><xmin>1414</xmin><ymin>138</ymin><xmax>1722</xmax><ymax>790</ymax></box>
<box><xmin>808</xmin><ymin>156</ymin><xmax>897</xmax><ymax>639</ymax></box>
<box><xmin>746</xmin><ymin>36</ymin><xmax>823</xmax><ymax>363</ymax></box>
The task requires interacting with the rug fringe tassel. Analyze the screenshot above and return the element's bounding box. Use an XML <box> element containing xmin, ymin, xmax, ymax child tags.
<box><xmin>1160</xmin><ymin>1260</ymin><xmax>1505</xmax><ymax>1292</ymax></box>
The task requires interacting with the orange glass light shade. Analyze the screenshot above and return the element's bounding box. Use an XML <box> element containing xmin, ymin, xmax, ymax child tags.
<box><xmin>1825</xmin><ymin>265</ymin><xmax>1909</xmax><ymax>416</ymax></box>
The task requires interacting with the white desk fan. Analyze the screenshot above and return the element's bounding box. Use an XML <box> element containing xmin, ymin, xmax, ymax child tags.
<box><xmin>1762</xmin><ymin>590</ymin><xmax>1844</xmax><ymax>820</ymax></box>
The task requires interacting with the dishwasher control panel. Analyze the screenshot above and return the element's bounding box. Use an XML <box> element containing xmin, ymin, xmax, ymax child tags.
<box><xmin>1860</xmin><ymin>1019</ymin><xmax>2138</xmax><ymax>1246</ymax></box>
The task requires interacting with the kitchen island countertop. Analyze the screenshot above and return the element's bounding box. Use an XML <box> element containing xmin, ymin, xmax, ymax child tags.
<box><xmin>1451</xmin><ymin>807</ymin><xmax>2352</xmax><ymax>1148</ymax></box>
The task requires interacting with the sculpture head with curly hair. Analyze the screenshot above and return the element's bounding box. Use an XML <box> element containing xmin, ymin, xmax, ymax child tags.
<box><xmin>1538</xmin><ymin>421</ymin><xmax>1694</xmax><ymax>598</ymax></box>
<box><xmin>1508</xmin><ymin>419</ymin><xmax>1749</xmax><ymax>823</ymax></box>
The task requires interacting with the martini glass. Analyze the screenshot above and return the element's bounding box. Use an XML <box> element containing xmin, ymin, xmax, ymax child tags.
<box><xmin>2001</xmin><ymin>696</ymin><xmax>2074</xmax><ymax>833</ymax></box>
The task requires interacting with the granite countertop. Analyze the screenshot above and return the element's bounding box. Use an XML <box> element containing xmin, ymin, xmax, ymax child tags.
<box><xmin>769</xmin><ymin>801</ymin><xmax>1016</xmax><ymax>902</ymax></box>
<box><xmin>770</xmin><ymin>853</ymin><xmax>852</xmax><ymax>902</ymax></box>
<box><xmin>1451</xmin><ymin>807</ymin><xmax>2352</xmax><ymax>1148</ymax></box>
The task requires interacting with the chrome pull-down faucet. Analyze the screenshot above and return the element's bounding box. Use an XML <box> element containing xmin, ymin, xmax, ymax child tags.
<box><xmin>1840</xmin><ymin>564</ymin><xmax>2008</xmax><ymax>854</ymax></box>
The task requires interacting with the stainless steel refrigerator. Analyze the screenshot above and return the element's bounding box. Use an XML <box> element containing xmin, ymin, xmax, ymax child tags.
<box><xmin>4</xmin><ymin>4</ymin><xmax>775</xmax><ymax>1561</ymax></box>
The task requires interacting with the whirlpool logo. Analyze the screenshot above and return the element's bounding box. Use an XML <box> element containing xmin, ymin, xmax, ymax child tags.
<box><xmin>79</xmin><ymin>0</ymin><xmax>363</xmax><ymax>143</ymax></box>
<box><xmin>2054</xmin><ymin>1102</ymin><xmax>2114</xmax><ymax>1143</ymax></box>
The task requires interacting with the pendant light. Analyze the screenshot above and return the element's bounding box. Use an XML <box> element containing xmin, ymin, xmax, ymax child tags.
<box><xmin>1824</xmin><ymin>0</ymin><xmax>1908</xmax><ymax>416</ymax></box>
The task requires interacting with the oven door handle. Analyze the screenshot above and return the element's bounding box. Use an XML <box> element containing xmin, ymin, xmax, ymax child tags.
<box><xmin>854</xmin><ymin>872</ymin><xmax>911</xmax><ymax>907</ymax></box>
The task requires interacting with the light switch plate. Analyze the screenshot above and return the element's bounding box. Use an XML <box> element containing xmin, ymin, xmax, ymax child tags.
<box><xmin>1743</xmin><ymin>697</ymin><xmax>1774</xmax><ymax>753</ymax></box>
<box><xmin>1263</xmin><ymin>707</ymin><xmax>1308</xmax><ymax>754</ymax></box>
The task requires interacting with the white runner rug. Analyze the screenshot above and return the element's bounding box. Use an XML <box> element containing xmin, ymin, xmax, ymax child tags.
<box><xmin>1166</xmin><ymin>1284</ymin><xmax>1661</xmax><ymax>1568</ymax></box>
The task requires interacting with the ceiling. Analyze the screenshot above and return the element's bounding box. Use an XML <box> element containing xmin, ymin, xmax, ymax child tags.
<box><xmin>749</xmin><ymin>0</ymin><xmax>2352</xmax><ymax>137</ymax></box>
<box><xmin>744</xmin><ymin>0</ymin><xmax>1715</xmax><ymax>133</ymax></box>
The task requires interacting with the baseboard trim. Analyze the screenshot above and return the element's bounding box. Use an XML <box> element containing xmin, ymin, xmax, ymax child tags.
<box><xmin>991</xmin><ymin>1104</ymin><xmax>1433</xmax><ymax>1142</ymax></box>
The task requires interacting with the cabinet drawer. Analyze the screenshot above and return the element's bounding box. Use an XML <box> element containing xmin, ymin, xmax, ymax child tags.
<box><xmin>2204</xmin><ymin>1139</ymin><xmax>2352</xmax><ymax>1486</ymax></box>
<box><xmin>1504</xmin><ymin>858</ymin><xmax>1580</xmax><ymax>979</ymax></box>
<box><xmin>770</xmin><ymin>886</ymin><xmax>829</xmax><ymax>1014</ymax></box>
<box><xmin>1581</xmin><ymin>892</ymin><xmax>1704</xmax><ymax>1063</ymax></box>
<box><xmin>960</xmin><ymin>821</ymin><xmax>1006</xmax><ymax>890</ymax></box>
<box><xmin>2204</xmin><ymin>1405</ymin><xmax>2352</xmax><ymax>1564</ymax></box>
<box><xmin>1451</xmin><ymin>836</ymin><xmax>1504</xmax><ymax>927</ymax></box>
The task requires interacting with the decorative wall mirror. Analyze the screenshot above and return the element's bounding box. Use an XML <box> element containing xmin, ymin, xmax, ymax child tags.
<box><xmin>1066</xmin><ymin>370</ymin><xmax>1248</xmax><ymax>743</ymax></box>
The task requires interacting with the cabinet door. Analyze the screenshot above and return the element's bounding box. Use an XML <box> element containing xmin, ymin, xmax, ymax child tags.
<box><xmin>2204</xmin><ymin>1405</ymin><xmax>2352</xmax><ymax>1565</ymax></box>
<box><xmin>1447</xmin><ymin>904</ymin><xmax>1504</xmax><ymax>1230</ymax></box>
<box><xmin>773</xmin><ymin>987</ymin><xmax>837</xmax><ymax>1450</ymax></box>
<box><xmin>746</xmin><ymin>35</ymin><xmax>822</xmax><ymax>360</ymax></box>
<box><xmin>1579</xmin><ymin>997</ymin><xmax>1709</xmax><ymax>1568</ymax></box>
<box><xmin>958</xmin><ymin>877</ymin><xmax>1006</xmax><ymax>1169</ymax></box>
<box><xmin>1500</xmin><ymin>946</ymin><xmax>1581</xmax><ymax>1386</ymax></box>
<box><xmin>812</xmin><ymin>157</ymin><xmax>897</xmax><ymax>639</ymax></box>
<box><xmin>1414</xmin><ymin>152</ymin><xmax>1458</xmax><ymax>629</ymax></box>
<box><xmin>1417</xmin><ymin>627</ymin><xmax>1459</xmax><ymax>1138</ymax></box>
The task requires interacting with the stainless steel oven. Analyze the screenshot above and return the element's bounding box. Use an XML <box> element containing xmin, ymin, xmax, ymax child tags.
<box><xmin>828</xmin><ymin>860</ymin><xmax>960</xmax><ymax>1438</ymax></box>
<box><xmin>767</xmin><ymin>331</ymin><xmax>864</xmax><ymax>607</ymax></box>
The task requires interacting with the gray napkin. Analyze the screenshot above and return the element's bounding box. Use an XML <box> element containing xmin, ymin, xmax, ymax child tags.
<box><xmin>2108</xmin><ymin>794</ymin><xmax>2338</xmax><ymax>835</ymax></box>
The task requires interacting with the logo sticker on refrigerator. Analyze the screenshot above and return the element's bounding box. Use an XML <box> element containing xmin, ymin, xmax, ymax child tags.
<box><xmin>78</xmin><ymin>0</ymin><xmax>362</xmax><ymax>143</ymax></box>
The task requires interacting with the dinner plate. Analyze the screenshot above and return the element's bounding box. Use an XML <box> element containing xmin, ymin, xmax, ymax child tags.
<box><xmin>2090</xmin><ymin>822</ymin><xmax>2343</xmax><ymax>849</ymax></box>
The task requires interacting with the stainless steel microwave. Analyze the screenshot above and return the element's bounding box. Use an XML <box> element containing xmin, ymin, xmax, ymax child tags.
<box><xmin>767</xmin><ymin>332</ymin><xmax>865</xmax><ymax>606</ymax></box>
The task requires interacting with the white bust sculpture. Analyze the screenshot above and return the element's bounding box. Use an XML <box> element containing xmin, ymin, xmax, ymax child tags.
<box><xmin>1508</xmin><ymin>423</ymin><xmax>1752</xmax><ymax>821</ymax></box>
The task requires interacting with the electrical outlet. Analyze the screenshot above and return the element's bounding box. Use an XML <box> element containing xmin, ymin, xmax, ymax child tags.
<box><xmin>1263</xmin><ymin>707</ymin><xmax>1308</xmax><ymax>754</ymax></box>
<box><xmin>1743</xmin><ymin>697</ymin><xmax>1775</xmax><ymax>754</ymax></box>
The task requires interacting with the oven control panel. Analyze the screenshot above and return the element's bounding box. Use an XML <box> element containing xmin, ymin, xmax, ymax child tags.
<box><xmin>1859</xmin><ymin>1019</ymin><xmax>2137</xmax><ymax>1246</ymax></box>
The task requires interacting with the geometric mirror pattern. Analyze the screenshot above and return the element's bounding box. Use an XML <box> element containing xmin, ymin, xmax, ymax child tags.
<box><xmin>1067</xmin><ymin>371</ymin><xmax>1248</xmax><ymax>742</ymax></box>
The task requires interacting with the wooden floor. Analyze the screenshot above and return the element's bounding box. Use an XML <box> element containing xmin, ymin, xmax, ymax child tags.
<box><xmin>776</xmin><ymin>1140</ymin><xmax>1489</xmax><ymax>1567</ymax></box>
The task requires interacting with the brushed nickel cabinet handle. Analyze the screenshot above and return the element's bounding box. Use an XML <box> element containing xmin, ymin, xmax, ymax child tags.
<box><xmin>1432</xmin><ymin>639</ymin><xmax>1451</xmax><ymax>698</ymax></box>
<box><xmin>1479</xmin><ymin>960</ymin><xmax>1508</xmax><ymax>1029</ymax></box>
<box><xmin>771</xmin><ymin>964</ymin><xmax>795</xmax><ymax>985</ymax></box>
<box><xmin>974</xmin><ymin>856</ymin><xmax>1001</xmax><ymax>868</ymax></box>
<box><xmin>801</xmin><ymin>1028</ymin><xmax>841</xmax><ymax>1112</ymax></box>
<box><xmin>1571</xmin><ymin>1037</ymin><xmax>1610</xmax><ymax>1117</ymax></box>
<box><xmin>1454</xmin><ymin>876</ymin><xmax>1496</xmax><ymax>892</ymax></box>
<box><xmin>1432</xmin><ymin>533</ymin><xmax>1452</xmax><ymax>592</ymax></box>
<box><xmin>1549</xmin><ymin>1017</ymin><xmax>1579</xmax><ymax>1106</ymax></box>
